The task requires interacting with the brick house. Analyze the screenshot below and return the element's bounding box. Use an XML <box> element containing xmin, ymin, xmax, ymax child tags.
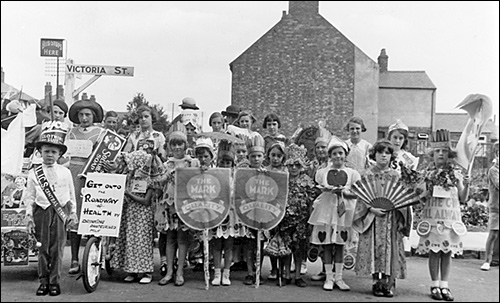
<box><xmin>230</xmin><ymin>1</ymin><xmax>380</xmax><ymax>142</ymax></box>
<box><xmin>231</xmin><ymin>0</ymin><xmax>494</xmax><ymax>155</ymax></box>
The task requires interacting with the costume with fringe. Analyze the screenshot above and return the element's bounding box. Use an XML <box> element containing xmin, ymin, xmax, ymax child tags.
<box><xmin>416</xmin><ymin>163</ymin><xmax>466</xmax><ymax>256</ymax></box>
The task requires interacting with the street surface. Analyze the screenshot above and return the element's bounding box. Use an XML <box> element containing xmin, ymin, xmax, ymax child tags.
<box><xmin>1</xmin><ymin>246</ymin><xmax>498</xmax><ymax>302</ymax></box>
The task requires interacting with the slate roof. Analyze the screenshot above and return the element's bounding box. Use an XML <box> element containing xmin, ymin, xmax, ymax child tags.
<box><xmin>435</xmin><ymin>112</ymin><xmax>498</xmax><ymax>140</ymax></box>
<box><xmin>379</xmin><ymin>71</ymin><xmax>436</xmax><ymax>89</ymax></box>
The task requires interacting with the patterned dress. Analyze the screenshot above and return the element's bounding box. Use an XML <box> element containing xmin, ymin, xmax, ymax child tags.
<box><xmin>352</xmin><ymin>166</ymin><xmax>410</xmax><ymax>280</ymax></box>
<box><xmin>159</xmin><ymin>156</ymin><xmax>199</xmax><ymax>231</ymax></box>
<box><xmin>111</xmin><ymin>177</ymin><xmax>156</xmax><ymax>274</ymax></box>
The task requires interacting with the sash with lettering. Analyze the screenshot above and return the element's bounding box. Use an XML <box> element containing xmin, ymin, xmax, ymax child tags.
<box><xmin>234</xmin><ymin>168</ymin><xmax>288</xmax><ymax>230</ymax></box>
<box><xmin>34</xmin><ymin>164</ymin><xmax>68</xmax><ymax>223</ymax></box>
<box><xmin>174</xmin><ymin>168</ymin><xmax>231</xmax><ymax>230</ymax></box>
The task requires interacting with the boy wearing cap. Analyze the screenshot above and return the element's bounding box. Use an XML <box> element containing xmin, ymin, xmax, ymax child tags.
<box><xmin>24</xmin><ymin>121</ymin><xmax>77</xmax><ymax>296</ymax></box>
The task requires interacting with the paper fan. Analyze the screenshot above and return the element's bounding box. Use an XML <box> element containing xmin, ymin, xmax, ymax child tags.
<box><xmin>352</xmin><ymin>174</ymin><xmax>423</xmax><ymax>211</ymax></box>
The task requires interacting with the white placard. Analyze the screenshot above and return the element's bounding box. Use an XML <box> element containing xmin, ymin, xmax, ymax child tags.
<box><xmin>77</xmin><ymin>173</ymin><xmax>126</xmax><ymax>237</ymax></box>
<box><xmin>65</xmin><ymin>140</ymin><xmax>93</xmax><ymax>158</ymax></box>
<box><xmin>432</xmin><ymin>186</ymin><xmax>451</xmax><ymax>198</ymax></box>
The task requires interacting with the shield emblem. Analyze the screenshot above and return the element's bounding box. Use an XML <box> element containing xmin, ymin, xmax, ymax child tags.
<box><xmin>175</xmin><ymin>168</ymin><xmax>231</xmax><ymax>230</ymax></box>
<box><xmin>234</xmin><ymin>168</ymin><xmax>288</xmax><ymax>230</ymax></box>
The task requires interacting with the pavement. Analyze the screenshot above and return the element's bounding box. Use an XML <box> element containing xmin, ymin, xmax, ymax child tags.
<box><xmin>1</xmin><ymin>244</ymin><xmax>499</xmax><ymax>302</ymax></box>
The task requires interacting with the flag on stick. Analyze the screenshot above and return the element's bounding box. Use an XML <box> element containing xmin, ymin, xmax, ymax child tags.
<box><xmin>454</xmin><ymin>94</ymin><xmax>493</xmax><ymax>170</ymax></box>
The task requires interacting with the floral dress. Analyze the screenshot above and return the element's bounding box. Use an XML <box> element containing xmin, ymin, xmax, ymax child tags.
<box><xmin>352</xmin><ymin>166</ymin><xmax>410</xmax><ymax>280</ymax></box>
<box><xmin>111</xmin><ymin>177</ymin><xmax>156</xmax><ymax>274</ymax></box>
<box><xmin>308</xmin><ymin>164</ymin><xmax>361</xmax><ymax>245</ymax></box>
<box><xmin>275</xmin><ymin>172</ymin><xmax>319</xmax><ymax>252</ymax></box>
<box><xmin>416</xmin><ymin>163</ymin><xmax>466</xmax><ymax>255</ymax></box>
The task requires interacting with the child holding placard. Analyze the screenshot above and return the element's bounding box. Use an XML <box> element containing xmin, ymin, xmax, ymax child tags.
<box><xmin>158</xmin><ymin>131</ymin><xmax>199</xmax><ymax>286</ymax></box>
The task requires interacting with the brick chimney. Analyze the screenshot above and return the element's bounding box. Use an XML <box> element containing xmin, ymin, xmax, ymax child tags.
<box><xmin>44</xmin><ymin>82</ymin><xmax>52</xmax><ymax>102</ymax></box>
<box><xmin>1</xmin><ymin>67</ymin><xmax>4</xmax><ymax>83</ymax></box>
<box><xmin>90</xmin><ymin>95</ymin><xmax>96</xmax><ymax>102</ymax></box>
<box><xmin>289</xmin><ymin>1</ymin><xmax>319</xmax><ymax>16</ymax></box>
<box><xmin>81</xmin><ymin>92</ymin><xmax>88</xmax><ymax>100</ymax></box>
<box><xmin>378</xmin><ymin>49</ymin><xmax>389</xmax><ymax>73</ymax></box>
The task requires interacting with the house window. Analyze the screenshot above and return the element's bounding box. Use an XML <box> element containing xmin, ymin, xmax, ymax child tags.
<box><xmin>416</xmin><ymin>140</ymin><xmax>427</xmax><ymax>155</ymax></box>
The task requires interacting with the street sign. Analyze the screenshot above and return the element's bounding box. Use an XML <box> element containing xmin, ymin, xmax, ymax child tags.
<box><xmin>66</xmin><ymin>64</ymin><xmax>134</xmax><ymax>77</ymax></box>
<box><xmin>40</xmin><ymin>38</ymin><xmax>64</xmax><ymax>57</ymax></box>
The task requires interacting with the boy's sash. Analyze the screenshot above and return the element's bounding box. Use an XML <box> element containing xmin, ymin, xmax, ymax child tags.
<box><xmin>34</xmin><ymin>164</ymin><xmax>68</xmax><ymax>223</ymax></box>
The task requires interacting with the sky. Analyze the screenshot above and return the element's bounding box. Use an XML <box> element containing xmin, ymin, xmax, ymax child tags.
<box><xmin>1</xmin><ymin>1</ymin><xmax>499</xmax><ymax>131</ymax></box>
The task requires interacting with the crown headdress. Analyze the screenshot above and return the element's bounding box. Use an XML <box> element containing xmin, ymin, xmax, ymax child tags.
<box><xmin>430</xmin><ymin>129</ymin><xmax>451</xmax><ymax>149</ymax></box>
<box><xmin>388</xmin><ymin>119</ymin><xmax>409</xmax><ymax>134</ymax></box>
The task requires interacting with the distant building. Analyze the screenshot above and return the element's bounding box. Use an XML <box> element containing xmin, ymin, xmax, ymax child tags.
<box><xmin>230</xmin><ymin>0</ymin><xmax>496</xmax><ymax>152</ymax></box>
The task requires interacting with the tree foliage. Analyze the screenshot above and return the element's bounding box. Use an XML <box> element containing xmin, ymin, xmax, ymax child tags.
<box><xmin>123</xmin><ymin>93</ymin><xmax>170</xmax><ymax>133</ymax></box>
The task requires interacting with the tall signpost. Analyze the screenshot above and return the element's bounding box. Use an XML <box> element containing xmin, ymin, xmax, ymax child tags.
<box><xmin>40</xmin><ymin>38</ymin><xmax>64</xmax><ymax>120</ymax></box>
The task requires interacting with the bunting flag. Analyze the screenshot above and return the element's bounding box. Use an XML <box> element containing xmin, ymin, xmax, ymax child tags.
<box><xmin>454</xmin><ymin>94</ymin><xmax>493</xmax><ymax>170</ymax></box>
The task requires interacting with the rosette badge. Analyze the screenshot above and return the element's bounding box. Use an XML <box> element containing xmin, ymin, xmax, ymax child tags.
<box><xmin>35</xmin><ymin>121</ymin><xmax>69</xmax><ymax>154</ymax></box>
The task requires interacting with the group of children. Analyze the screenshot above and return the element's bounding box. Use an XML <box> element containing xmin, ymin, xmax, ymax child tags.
<box><xmin>24</xmin><ymin>102</ymin><xmax>471</xmax><ymax>301</ymax></box>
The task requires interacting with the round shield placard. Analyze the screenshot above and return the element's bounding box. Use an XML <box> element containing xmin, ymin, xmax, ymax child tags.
<box><xmin>175</xmin><ymin>168</ymin><xmax>231</xmax><ymax>230</ymax></box>
<box><xmin>234</xmin><ymin>169</ymin><xmax>288</xmax><ymax>230</ymax></box>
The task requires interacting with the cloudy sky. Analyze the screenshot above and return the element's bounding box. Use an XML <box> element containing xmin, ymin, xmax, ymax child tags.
<box><xmin>1</xmin><ymin>1</ymin><xmax>498</xmax><ymax>130</ymax></box>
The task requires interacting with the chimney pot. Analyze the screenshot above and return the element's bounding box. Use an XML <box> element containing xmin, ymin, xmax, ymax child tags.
<box><xmin>378</xmin><ymin>48</ymin><xmax>389</xmax><ymax>73</ymax></box>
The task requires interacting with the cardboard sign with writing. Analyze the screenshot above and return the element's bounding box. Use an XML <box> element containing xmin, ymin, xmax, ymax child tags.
<box><xmin>175</xmin><ymin>168</ymin><xmax>231</xmax><ymax>230</ymax></box>
<box><xmin>77</xmin><ymin>173</ymin><xmax>126</xmax><ymax>237</ymax></box>
<box><xmin>1</xmin><ymin>208</ymin><xmax>27</xmax><ymax>227</ymax></box>
<box><xmin>421</xmin><ymin>187</ymin><xmax>462</xmax><ymax>226</ymax></box>
<box><xmin>80</xmin><ymin>130</ymin><xmax>126</xmax><ymax>177</ymax></box>
<box><xmin>234</xmin><ymin>168</ymin><xmax>288</xmax><ymax>230</ymax></box>
<box><xmin>65</xmin><ymin>140</ymin><xmax>93</xmax><ymax>158</ymax></box>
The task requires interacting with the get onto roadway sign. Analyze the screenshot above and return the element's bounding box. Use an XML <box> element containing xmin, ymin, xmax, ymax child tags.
<box><xmin>66</xmin><ymin>64</ymin><xmax>134</xmax><ymax>77</ymax></box>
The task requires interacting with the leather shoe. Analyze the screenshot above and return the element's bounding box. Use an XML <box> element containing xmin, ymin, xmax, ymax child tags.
<box><xmin>440</xmin><ymin>288</ymin><xmax>454</xmax><ymax>301</ymax></box>
<box><xmin>49</xmin><ymin>284</ymin><xmax>61</xmax><ymax>296</ymax></box>
<box><xmin>295</xmin><ymin>278</ymin><xmax>307</xmax><ymax>287</ymax></box>
<box><xmin>430</xmin><ymin>287</ymin><xmax>443</xmax><ymax>300</ymax></box>
<box><xmin>36</xmin><ymin>284</ymin><xmax>49</xmax><ymax>296</ymax></box>
<box><xmin>382</xmin><ymin>284</ymin><xmax>394</xmax><ymax>297</ymax></box>
<box><xmin>373</xmin><ymin>282</ymin><xmax>384</xmax><ymax>297</ymax></box>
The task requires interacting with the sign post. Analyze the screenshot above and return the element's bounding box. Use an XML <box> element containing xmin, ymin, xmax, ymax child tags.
<box><xmin>40</xmin><ymin>38</ymin><xmax>64</xmax><ymax>119</ymax></box>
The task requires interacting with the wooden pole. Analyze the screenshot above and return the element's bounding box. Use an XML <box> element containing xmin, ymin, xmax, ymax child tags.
<box><xmin>255</xmin><ymin>230</ymin><xmax>261</xmax><ymax>288</ymax></box>
<box><xmin>203</xmin><ymin>229</ymin><xmax>209</xmax><ymax>290</ymax></box>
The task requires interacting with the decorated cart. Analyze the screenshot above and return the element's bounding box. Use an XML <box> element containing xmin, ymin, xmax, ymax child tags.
<box><xmin>1</xmin><ymin>172</ymin><xmax>39</xmax><ymax>266</ymax></box>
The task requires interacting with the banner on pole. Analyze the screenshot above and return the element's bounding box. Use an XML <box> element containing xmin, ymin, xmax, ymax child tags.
<box><xmin>175</xmin><ymin>168</ymin><xmax>231</xmax><ymax>230</ymax></box>
<box><xmin>455</xmin><ymin>94</ymin><xmax>493</xmax><ymax>170</ymax></box>
<box><xmin>234</xmin><ymin>168</ymin><xmax>288</xmax><ymax>230</ymax></box>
